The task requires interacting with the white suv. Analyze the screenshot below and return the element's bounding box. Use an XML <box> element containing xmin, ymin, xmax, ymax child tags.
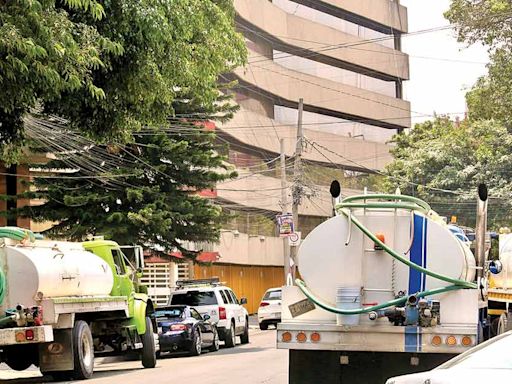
<box><xmin>257</xmin><ymin>287</ymin><xmax>282</xmax><ymax>330</ymax></box>
<box><xmin>168</xmin><ymin>278</ymin><xmax>249</xmax><ymax>347</ymax></box>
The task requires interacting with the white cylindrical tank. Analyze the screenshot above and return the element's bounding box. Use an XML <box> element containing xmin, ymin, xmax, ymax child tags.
<box><xmin>297</xmin><ymin>209</ymin><xmax>476</xmax><ymax>309</ymax></box>
<box><xmin>0</xmin><ymin>244</ymin><xmax>114</xmax><ymax>310</ymax></box>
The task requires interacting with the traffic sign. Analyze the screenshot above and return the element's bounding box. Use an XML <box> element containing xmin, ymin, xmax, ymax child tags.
<box><xmin>288</xmin><ymin>231</ymin><xmax>301</xmax><ymax>247</ymax></box>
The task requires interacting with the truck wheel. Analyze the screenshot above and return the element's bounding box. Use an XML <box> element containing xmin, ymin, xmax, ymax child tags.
<box><xmin>259</xmin><ymin>322</ymin><xmax>268</xmax><ymax>331</ymax></box>
<box><xmin>141</xmin><ymin>316</ymin><xmax>156</xmax><ymax>368</ymax></box>
<box><xmin>224</xmin><ymin>321</ymin><xmax>236</xmax><ymax>348</ymax></box>
<box><xmin>240</xmin><ymin>320</ymin><xmax>249</xmax><ymax>344</ymax></box>
<box><xmin>71</xmin><ymin>320</ymin><xmax>94</xmax><ymax>380</ymax></box>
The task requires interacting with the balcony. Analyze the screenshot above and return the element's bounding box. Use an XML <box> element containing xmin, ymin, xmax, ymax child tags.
<box><xmin>234</xmin><ymin>0</ymin><xmax>409</xmax><ymax>81</ymax></box>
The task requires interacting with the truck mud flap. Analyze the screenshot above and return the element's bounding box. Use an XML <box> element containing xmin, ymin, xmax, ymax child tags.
<box><xmin>39</xmin><ymin>328</ymin><xmax>73</xmax><ymax>372</ymax></box>
<box><xmin>289</xmin><ymin>350</ymin><xmax>456</xmax><ymax>384</ymax></box>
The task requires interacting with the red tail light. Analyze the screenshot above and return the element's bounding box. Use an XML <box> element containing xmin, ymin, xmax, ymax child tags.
<box><xmin>260</xmin><ymin>302</ymin><xmax>270</xmax><ymax>307</ymax></box>
<box><xmin>25</xmin><ymin>329</ymin><xmax>35</xmax><ymax>341</ymax></box>
<box><xmin>170</xmin><ymin>324</ymin><xmax>188</xmax><ymax>331</ymax></box>
<box><xmin>219</xmin><ymin>306</ymin><xmax>227</xmax><ymax>320</ymax></box>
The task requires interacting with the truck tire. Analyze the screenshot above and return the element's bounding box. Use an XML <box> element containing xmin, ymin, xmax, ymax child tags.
<box><xmin>240</xmin><ymin>320</ymin><xmax>249</xmax><ymax>344</ymax></box>
<box><xmin>259</xmin><ymin>322</ymin><xmax>268</xmax><ymax>331</ymax></box>
<box><xmin>224</xmin><ymin>321</ymin><xmax>236</xmax><ymax>348</ymax></box>
<box><xmin>141</xmin><ymin>316</ymin><xmax>156</xmax><ymax>368</ymax></box>
<box><xmin>71</xmin><ymin>320</ymin><xmax>95</xmax><ymax>380</ymax></box>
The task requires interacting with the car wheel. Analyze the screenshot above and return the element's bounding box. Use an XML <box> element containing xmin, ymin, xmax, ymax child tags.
<box><xmin>224</xmin><ymin>322</ymin><xmax>236</xmax><ymax>348</ymax></box>
<box><xmin>190</xmin><ymin>329</ymin><xmax>202</xmax><ymax>356</ymax></box>
<box><xmin>240</xmin><ymin>320</ymin><xmax>249</xmax><ymax>344</ymax></box>
<box><xmin>259</xmin><ymin>322</ymin><xmax>268</xmax><ymax>331</ymax></box>
<box><xmin>209</xmin><ymin>327</ymin><xmax>220</xmax><ymax>352</ymax></box>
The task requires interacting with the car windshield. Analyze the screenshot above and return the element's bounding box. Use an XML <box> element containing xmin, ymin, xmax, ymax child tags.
<box><xmin>154</xmin><ymin>308</ymin><xmax>184</xmax><ymax>318</ymax></box>
<box><xmin>440</xmin><ymin>333</ymin><xmax>512</xmax><ymax>370</ymax></box>
<box><xmin>170</xmin><ymin>291</ymin><xmax>218</xmax><ymax>306</ymax></box>
<box><xmin>263</xmin><ymin>290</ymin><xmax>281</xmax><ymax>300</ymax></box>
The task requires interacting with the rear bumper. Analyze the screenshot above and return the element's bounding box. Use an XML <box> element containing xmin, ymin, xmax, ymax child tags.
<box><xmin>158</xmin><ymin>331</ymin><xmax>193</xmax><ymax>352</ymax></box>
<box><xmin>0</xmin><ymin>325</ymin><xmax>53</xmax><ymax>346</ymax></box>
<box><xmin>217</xmin><ymin>326</ymin><xmax>228</xmax><ymax>341</ymax></box>
<box><xmin>258</xmin><ymin>312</ymin><xmax>281</xmax><ymax>324</ymax></box>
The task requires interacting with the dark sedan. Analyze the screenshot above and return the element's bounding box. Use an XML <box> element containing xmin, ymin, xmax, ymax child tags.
<box><xmin>154</xmin><ymin>305</ymin><xmax>219</xmax><ymax>356</ymax></box>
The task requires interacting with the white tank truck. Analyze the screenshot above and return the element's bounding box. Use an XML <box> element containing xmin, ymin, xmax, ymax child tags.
<box><xmin>0</xmin><ymin>228</ymin><xmax>157</xmax><ymax>380</ymax></box>
<box><xmin>278</xmin><ymin>186</ymin><xmax>490</xmax><ymax>384</ymax></box>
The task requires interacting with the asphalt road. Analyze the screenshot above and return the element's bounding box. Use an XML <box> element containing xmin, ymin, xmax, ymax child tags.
<box><xmin>0</xmin><ymin>327</ymin><xmax>287</xmax><ymax>384</ymax></box>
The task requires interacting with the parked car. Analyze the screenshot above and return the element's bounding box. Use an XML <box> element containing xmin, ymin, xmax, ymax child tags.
<box><xmin>154</xmin><ymin>305</ymin><xmax>219</xmax><ymax>357</ymax></box>
<box><xmin>386</xmin><ymin>331</ymin><xmax>512</xmax><ymax>383</ymax></box>
<box><xmin>168</xmin><ymin>278</ymin><xmax>249</xmax><ymax>348</ymax></box>
<box><xmin>257</xmin><ymin>287</ymin><xmax>282</xmax><ymax>330</ymax></box>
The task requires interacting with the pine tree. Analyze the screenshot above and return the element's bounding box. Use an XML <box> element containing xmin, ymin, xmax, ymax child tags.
<box><xmin>21</xmin><ymin>121</ymin><xmax>236</xmax><ymax>259</ymax></box>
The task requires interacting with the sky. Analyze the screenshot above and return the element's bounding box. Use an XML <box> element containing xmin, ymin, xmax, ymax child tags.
<box><xmin>400</xmin><ymin>0</ymin><xmax>489</xmax><ymax>124</ymax></box>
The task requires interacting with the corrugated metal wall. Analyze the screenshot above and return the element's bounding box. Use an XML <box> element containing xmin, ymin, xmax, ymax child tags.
<box><xmin>194</xmin><ymin>264</ymin><xmax>284</xmax><ymax>314</ymax></box>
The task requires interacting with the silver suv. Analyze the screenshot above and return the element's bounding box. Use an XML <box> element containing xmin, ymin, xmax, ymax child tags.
<box><xmin>168</xmin><ymin>278</ymin><xmax>249</xmax><ymax>347</ymax></box>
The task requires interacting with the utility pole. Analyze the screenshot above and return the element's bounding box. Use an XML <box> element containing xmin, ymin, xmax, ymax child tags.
<box><xmin>290</xmin><ymin>98</ymin><xmax>304</xmax><ymax>280</ymax></box>
<box><xmin>280</xmin><ymin>138</ymin><xmax>290</xmax><ymax>282</ymax></box>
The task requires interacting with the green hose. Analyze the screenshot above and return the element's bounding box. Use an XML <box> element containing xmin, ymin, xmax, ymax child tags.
<box><xmin>296</xmin><ymin>279</ymin><xmax>462</xmax><ymax>314</ymax></box>
<box><xmin>0</xmin><ymin>268</ymin><xmax>5</xmax><ymax>306</ymax></box>
<box><xmin>0</xmin><ymin>227</ymin><xmax>36</xmax><ymax>242</ymax></box>
<box><xmin>0</xmin><ymin>227</ymin><xmax>36</xmax><ymax>305</ymax></box>
<box><xmin>295</xmin><ymin>194</ymin><xmax>477</xmax><ymax>315</ymax></box>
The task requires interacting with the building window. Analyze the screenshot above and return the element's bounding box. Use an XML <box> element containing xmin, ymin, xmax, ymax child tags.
<box><xmin>274</xmin><ymin>106</ymin><xmax>396</xmax><ymax>143</ymax></box>
<box><xmin>273</xmin><ymin>50</ymin><xmax>397</xmax><ymax>98</ymax></box>
<box><xmin>272</xmin><ymin>0</ymin><xmax>396</xmax><ymax>49</ymax></box>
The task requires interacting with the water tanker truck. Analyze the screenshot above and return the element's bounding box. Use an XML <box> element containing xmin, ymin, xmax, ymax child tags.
<box><xmin>278</xmin><ymin>192</ymin><xmax>489</xmax><ymax>384</ymax></box>
<box><xmin>0</xmin><ymin>227</ymin><xmax>157</xmax><ymax>380</ymax></box>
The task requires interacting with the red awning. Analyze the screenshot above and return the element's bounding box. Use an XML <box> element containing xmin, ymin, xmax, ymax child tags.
<box><xmin>173</xmin><ymin>251</ymin><xmax>220</xmax><ymax>263</ymax></box>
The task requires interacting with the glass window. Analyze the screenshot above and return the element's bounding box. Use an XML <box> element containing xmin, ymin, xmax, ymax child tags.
<box><xmin>263</xmin><ymin>290</ymin><xmax>282</xmax><ymax>301</ymax></box>
<box><xmin>441</xmin><ymin>334</ymin><xmax>512</xmax><ymax>370</ymax></box>
<box><xmin>170</xmin><ymin>291</ymin><xmax>218</xmax><ymax>306</ymax></box>
<box><xmin>228</xmin><ymin>290</ymin><xmax>239</xmax><ymax>305</ymax></box>
<box><xmin>111</xmin><ymin>249</ymin><xmax>126</xmax><ymax>275</ymax></box>
<box><xmin>154</xmin><ymin>307</ymin><xmax>184</xmax><ymax>319</ymax></box>
<box><xmin>272</xmin><ymin>0</ymin><xmax>395</xmax><ymax>49</ymax></box>
<box><xmin>219</xmin><ymin>290</ymin><xmax>229</xmax><ymax>304</ymax></box>
<box><xmin>223</xmin><ymin>289</ymin><xmax>234</xmax><ymax>304</ymax></box>
<box><xmin>274</xmin><ymin>105</ymin><xmax>396</xmax><ymax>144</ymax></box>
<box><xmin>190</xmin><ymin>308</ymin><xmax>203</xmax><ymax>321</ymax></box>
<box><xmin>272</xmin><ymin>50</ymin><xmax>397</xmax><ymax>98</ymax></box>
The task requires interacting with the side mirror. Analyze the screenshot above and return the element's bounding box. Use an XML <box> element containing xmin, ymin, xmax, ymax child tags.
<box><xmin>240</xmin><ymin>297</ymin><xmax>247</xmax><ymax>305</ymax></box>
<box><xmin>490</xmin><ymin>260</ymin><xmax>503</xmax><ymax>275</ymax></box>
<box><xmin>203</xmin><ymin>314</ymin><xmax>211</xmax><ymax>321</ymax></box>
<box><xmin>136</xmin><ymin>246</ymin><xmax>145</xmax><ymax>269</ymax></box>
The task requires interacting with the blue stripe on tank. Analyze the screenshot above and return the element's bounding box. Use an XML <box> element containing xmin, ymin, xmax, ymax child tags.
<box><xmin>408</xmin><ymin>214</ymin><xmax>425</xmax><ymax>295</ymax></box>
<box><xmin>405</xmin><ymin>326</ymin><xmax>422</xmax><ymax>352</ymax></box>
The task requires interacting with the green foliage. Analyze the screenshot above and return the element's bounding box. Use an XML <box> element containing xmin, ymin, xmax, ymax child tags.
<box><xmin>0</xmin><ymin>0</ymin><xmax>246</xmax><ymax>152</ymax></box>
<box><xmin>21</xmin><ymin>127</ymin><xmax>236</xmax><ymax>259</ymax></box>
<box><xmin>446</xmin><ymin>1</ymin><xmax>512</xmax><ymax>123</ymax></box>
<box><xmin>445</xmin><ymin>0</ymin><xmax>512</xmax><ymax>48</ymax></box>
<box><xmin>385</xmin><ymin>117</ymin><xmax>512</xmax><ymax>227</ymax></box>
<box><xmin>0</xmin><ymin>0</ymin><xmax>118</xmax><ymax>147</ymax></box>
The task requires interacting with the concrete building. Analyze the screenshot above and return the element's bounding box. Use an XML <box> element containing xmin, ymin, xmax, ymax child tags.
<box><xmin>0</xmin><ymin>1</ymin><xmax>410</xmax><ymax>313</ymax></box>
<box><xmin>141</xmin><ymin>0</ymin><xmax>410</xmax><ymax>312</ymax></box>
